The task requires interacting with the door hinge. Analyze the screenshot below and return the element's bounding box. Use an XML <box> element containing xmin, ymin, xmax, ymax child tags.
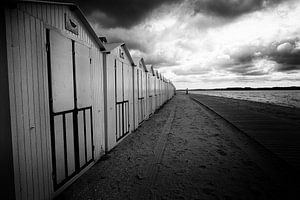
<box><xmin>46</xmin><ymin>43</ymin><xmax>50</xmax><ymax>52</ymax></box>
<box><xmin>52</xmin><ymin>171</ymin><xmax>56</xmax><ymax>180</ymax></box>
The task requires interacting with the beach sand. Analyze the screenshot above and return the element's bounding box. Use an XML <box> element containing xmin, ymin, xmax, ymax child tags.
<box><xmin>57</xmin><ymin>94</ymin><xmax>298</xmax><ymax>200</ymax></box>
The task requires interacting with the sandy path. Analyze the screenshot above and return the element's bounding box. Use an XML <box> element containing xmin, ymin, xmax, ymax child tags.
<box><xmin>150</xmin><ymin>94</ymin><xmax>287</xmax><ymax>200</ymax></box>
<box><xmin>58</xmin><ymin>94</ymin><xmax>289</xmax><ymax>200</ymax></box>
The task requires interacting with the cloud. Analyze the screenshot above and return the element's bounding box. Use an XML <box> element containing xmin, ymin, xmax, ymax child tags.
<box><xmin>46</xmin><ymin>0</ymin><xmax>292</xmax><ymax>29</ymax></box>
<box><xmin>266</xmin><ymin>39</ymin><xmax>300</xmax><ymax>71</ymax></box>
<box><xmin>144</xmin><ymin>54</ymin><xmax>180</xmax><ymax>67</ymax></box>
<box><xmin>277</xmin><ymin>42</ymin><xmax>293</xmax><ymax>53</ymax></box>
<box><xmin>173</xmin><ymin>65</ymin><xmax>211</xmax><ymax>75</ymax></box>
<box><xmin>42</xmin><ymin>0</ymin><xmax>300</xmax><ymax>88</ymax></box>
<box><xmin>50</xmin><ymin>0</ymin><xmax>182</xmax><ymax>28</ymax></box>
<box><xmin>212</xmin><ymin>38</ymin><xmax>300</xmax><ymax>76</ymax></box>
<box><xmin>192</xmin><ymin>0</ymin><xmax>287</xmax><ymax>18</ymax></box>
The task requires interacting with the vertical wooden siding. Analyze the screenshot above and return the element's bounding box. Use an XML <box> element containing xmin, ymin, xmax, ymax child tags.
<box><xmin>17</xmin><ymin>3</ymin><xmax>96</xmax><ymax>48</ymax></box>
<box><xmin>90</xmin><ymin>48</ymin><xmax>105</xmax><ymax>159</ymax></box>
<box><xmin>6</xmin><ymin>3</ymin><xmax>105</xmax><ymax>199</ymax></box>
<box><xmin>5</xmin><ymin>9</ymin><xmax>52</xmax><ymax>200</ymax></box>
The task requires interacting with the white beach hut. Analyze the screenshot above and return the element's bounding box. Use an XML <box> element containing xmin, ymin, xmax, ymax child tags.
<box><xmin>146</xmin><ymin>65</ymin><xmax>155</xmax><ymax>116</ymax></box>
<box><xmin>133</xmin><ymin>57</ymin><xmax>148</xmax><ymax>127</ymax></box>
<box><xmin>103</xmin><ymin>42</ymin><xmax>135</xmax><ymax>151</ymax></box>
<box><xmin>1</xmin><ymin>1</ymin><xmax>106</xmax><ymax>199</ymax></box>
<box><xmin>154</xmin><ymin>70</ymin><xmax>160</xmax><ymax>109</ymax></box>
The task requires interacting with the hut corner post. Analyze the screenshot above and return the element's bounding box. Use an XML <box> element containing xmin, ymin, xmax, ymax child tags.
<box><xmin>102</xmin><ymin>52</ymin><xmax>109</xmax><ymax>152</ymax></box>
<box><xmin>0</xmin><ymin>7</ymin><xmax>16</xmax><ymax>200</ymax></box>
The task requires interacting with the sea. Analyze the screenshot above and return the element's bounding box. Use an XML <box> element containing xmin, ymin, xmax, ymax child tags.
<box><xmin>189</xmin><ymin>90</ymin><xmax>300</xmax><ymax>108</ymax></box>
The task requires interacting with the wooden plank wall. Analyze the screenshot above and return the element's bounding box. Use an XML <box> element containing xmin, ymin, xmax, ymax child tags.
<box><xmin>90</xmin><ymin>48</ymin><xmax>105</xmax><ymax>159</ymax></box>
<box><xmin>104</xmin><ymin>53</ymin><xmax>116</xmax><ymax>150</ymax></box>
<box><xmin>105</xmin><ymin>47</ymin><xmax>135</xmax><ymax>151</ymax></box>
<box><xmin>5</xmin><ymin>3</ymin><xmax>105</xmax><ymax>199</ymax></box>
<box><xmin>5</xmin><ymin>9</ymin><xmax>52</xmax><ymax>200</ymax></box>
<box><xmin>133</xmin><ymin>67</ymin><xmax>139</xmax><ymax>130</ymax></box>
<box><xmin>17</xmin><ymin>3</ymin><xmax>96</xmax><ymax>48</ymax></box>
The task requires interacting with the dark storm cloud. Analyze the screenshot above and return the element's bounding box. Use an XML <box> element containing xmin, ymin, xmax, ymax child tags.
<box><xmin>226</xmin><ymin>63</ymin><xmax>269</xmax><ymax>76</ymax></box>
<box><xmin>192</xmin><ymin>0</ymin><xmax>286</xmax><ymax>18</ymax></box>
<box><xmin>43</xmin><ymin>0</ymin><xmax>289</xmax><ymax>28</ymax></box>
<box><xmin>274</xmin><ymin>64</ymin><xmax>300</xmax><ymax>72</ymax></box>
<box><xmin>217</xmin><ymin>38</ymin><xmax>300</xmax><ymax>76</ymax></box>
<box><xmin>265</xmin><ymin>39</ymin><xmax>300</xmax><ymax>72</ymax></box>
<box><xmin>108</xmin><ymin>34</ymin><xmax>149</xmax><ymax>52</ymax></box>
<box><xmin>214</xmin><ymin>46</ymin><xmax>267</xmax><ymax>76</ymax></box>
<box><xmin>48</xmin><ymin>0</ymin><xmax>182</xmax><ymax>28</ymax></box>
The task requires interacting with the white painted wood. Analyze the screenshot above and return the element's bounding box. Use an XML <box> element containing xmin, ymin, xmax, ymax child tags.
<box><xmin>5</xmin><ymin>9</ymin><xmax>22</xmax><ymax>200</ymax></box>
<box><xmin>30</xmin><ymin>15</ymin><xmax>44</xmax><ymax>200</ymax></box>
<box><xmin>20</xmin><ymin>10</ymin><xmax>35</xmax><ymax>200</ymax></box>
<box><xmin>50</xmin><ymin>30</ymin><xmax>74</xmax><ymax>112</ymax></box>
<box><xmin>12</xmin><ymin>9</ymin><xmax>29</xmax><ymax>200</ymax></box>
<box><xmin>78</xmin><ymin>111</ymin><xmax>85</xmax><ymax>168</ymax></box>
<box><xmin>54</xmin><ymin>115</ymin><xmax>65</xmax><ymax>184</ymax></box>
<box><xmin>35</xmin><ymin>19</ymin><xmax>48</xmax><ymax>199</ymax></box>
<box><xmin>41</xmin><ymin>20</ymin><xmax>53</xmax><ymax>200</ymax></box>
<box><xmin>66</xmin><ymin>113</ymin><xmax>75</xmax><ymax>176</ymax></box>
<box><xmin>86</xmin><ymin>109</ymin><xmax>93</xmax><ymax>161</ymax></box>
<box><xmin>5</xmin><ymin>2</ymin><xmax>106</xmax><ymax>199</ymax></box>
<box><xmin>75</xmin><ymin>42</ymin><xmax>92</xmax><ymax>108</ymax></box>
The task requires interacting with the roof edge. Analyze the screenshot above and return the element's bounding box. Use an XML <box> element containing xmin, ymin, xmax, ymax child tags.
<box><xmin>19</xmin><ymin>0</ymin><xmax>106</xmax><ymax>51</ymax></box>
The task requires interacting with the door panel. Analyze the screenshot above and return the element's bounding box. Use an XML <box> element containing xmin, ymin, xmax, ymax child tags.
<box><xmin>54</xmin><ymin>115</ymin><xmax>65</xmax><ymax>184</ymax></box>
<box><xmin>78</xmin><ymin>111</ymin><xmax>85</xmax><ymax>168</ymax></box>
<box><xmin>85</xmin><ymin>109</ymin><xmax>93</xmax><ymax>161</ymax></box>
<box><xmin>116</xmin><ymin>60</ymin><xmax>123</xmax><ymax>102</ymax></box>
<box><xmin>115</xmin><ymin>60</ymin><xmax>130</xmax><ymax>141</ymax></box>
<box><xmin>75</xmin><ymin>42</ymin><xmax>92</xmax><ymax>108</ymax></box>
<box><xmin>123</xmin><ymin>63</ymin><xmax>129</xmax><ymax>101</ymax></box>
<box><xmin>50</xmin><ymin>31</ymin><xmax>74</xmax><ymax>112</ymax></box>
<box><xmin>48</xmin><ymin>30</ymin><xmax>94</xmax><ymax>190</ymax></box>
<box><xmin>65</xmin><ymin>113</ymin><xmax>75</xmax><ymax>176</ymax></box>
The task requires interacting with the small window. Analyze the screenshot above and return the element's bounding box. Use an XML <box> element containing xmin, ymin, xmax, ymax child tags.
<box><xmin>65</xmin><ymin>14</ymin><xmax>79</xmax><ymax>35</ymax></box>
<box><xmin>119</xmin><ymin>48</ymin><xmax>124</xmax><ymax>59</ymax></box>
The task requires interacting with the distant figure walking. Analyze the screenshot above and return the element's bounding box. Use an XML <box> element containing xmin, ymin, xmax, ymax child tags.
<box><xmin>186</xmin><ymin>88</ymin><xmax>189</xmax><ymax>94</ymax></box>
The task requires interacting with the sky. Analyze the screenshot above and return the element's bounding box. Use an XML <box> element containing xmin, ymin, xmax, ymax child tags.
<box><xmin>55</xmin><ymin>0</ymin><xmax>300</xmax><ymax>89</ymax></box>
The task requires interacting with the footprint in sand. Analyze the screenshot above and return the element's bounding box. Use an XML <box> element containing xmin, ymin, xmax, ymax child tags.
<box><xmin>216</xmin><ymin>149</ymin><xmax>227</xmax><ymax>156</ymax></box>
<box><xmin>202</xmin><ymin>187</ymin><xmax>215</xmax><ymax>195</ymax></box>
<box><xmin>197</xmin><ymin>137</ymin><xmax>207</xmax><ymax>142</ymax></box>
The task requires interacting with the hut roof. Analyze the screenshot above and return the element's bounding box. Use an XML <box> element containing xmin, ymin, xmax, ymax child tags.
<box><xmin>133</xmin><ymin>57</ymin><xmax>147</xmax><ymax>71</ymax></box>
<box><xmin>18</xmin><ymin>0</ymin><xmax>106</xmax><ymax>51</ymax></box>
<box><xmin>104</xmin><ymin>42</ymin><xmax>135</xmax><ymax>66</ymax></box>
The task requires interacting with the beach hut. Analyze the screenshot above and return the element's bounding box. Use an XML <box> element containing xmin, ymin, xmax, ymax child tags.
<box><xmin>146</xmin><ymin>65</ymin><xmax>155</xmax><ymax>116</ymax></box>
<box><xmin>150</xmin><ymin>66</ymin><xmax>157</xmax><ymax>114</ymax></box>
<box><xmin>133</xmin><ymin>57</ymin><xmax>148</xmax><ymax>127</ymax></box>
<box><xmin>154</xmin><ymin>70</ymin><xmax>160</xmax><ymax>109</ymax></box>
<box><xmin>166</xmin><ymin>79</ymin><xmax>172</xmax><ymax>101</ymax></box>
<box><xmin>1</xmin><ymin>1</ymin><xmax>106</xmax><ymax>199</ymax></box>
<box><xmin>164</xmin><ymin>78</ymin><xmax>169</xmax><ymax>103</ymax></box>
<box><xmin>162</xmin><ymin>76</ymin><xmax>166</xmax><ymax>104</ymax></box>
<box><xmin>103</xmin><ymin>42</ymin><xmax>135</xmax><ymax>151</ymax></box>
<box><xmin>158</xmin><ymin>73</ymin><xmax>163</xmax><ymax>108</ymax></box>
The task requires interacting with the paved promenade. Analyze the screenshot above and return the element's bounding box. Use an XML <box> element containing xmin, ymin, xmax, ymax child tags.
<box><xmin>191</xmin><ymin>94</ymin><xmax>300</xmax><ymax>171</ymax></box>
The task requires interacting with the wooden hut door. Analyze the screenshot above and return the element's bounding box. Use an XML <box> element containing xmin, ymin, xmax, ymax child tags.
<box><xmin>148</xmin><ymin>75</ymin><xmax>152</xmax><ymax>116</ymax></box>
<box><xmin>115</xmin><ymin>60</ymin><xmax>130</xmax><ymax>141</ymax></box>
<box><xmin>46</xmin><ymin>30</ymin><xmax>94</xmax><ymax>190</ymax></box>
<box><xmin>137</xmin><ymin>69</ymin><xmax>144</xmax><ymax>124</ymax></box>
